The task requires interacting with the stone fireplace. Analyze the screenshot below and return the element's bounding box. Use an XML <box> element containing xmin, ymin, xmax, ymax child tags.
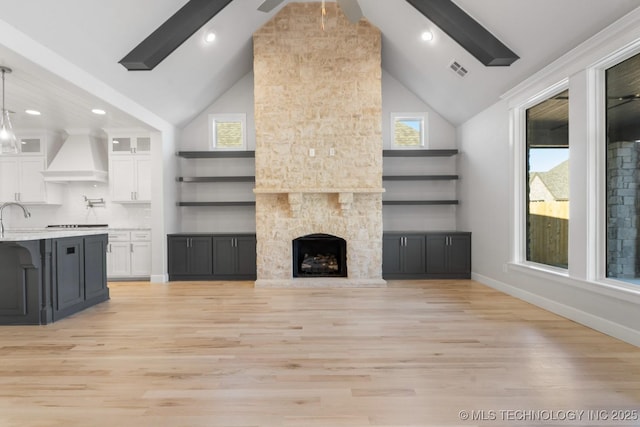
<box><xmin>253</xmin><ymin>2</ymin><xmax>385</xmax><ymax>287</ymax></box>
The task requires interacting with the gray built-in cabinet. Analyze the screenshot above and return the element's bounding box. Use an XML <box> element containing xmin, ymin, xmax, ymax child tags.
<box><xmin>382</xmin><ymin>232</ymin><xmax>471</xmax><ymax>279</ymax></box>
<box><xmin>168</xmin><ymin>233</ymin><xmax>256</xmax><ymax>281</ymax></box>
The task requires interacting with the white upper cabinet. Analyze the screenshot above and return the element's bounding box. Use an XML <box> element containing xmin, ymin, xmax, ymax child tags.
<box><xmin>107</xmin><ymin>131</ymin><xmax>152</xmax><ymax>203</ymax></box>
<box><xmin>0</xmin><ymin>131</ymin><xmax>63</xmax><ymax>204</ymax></box>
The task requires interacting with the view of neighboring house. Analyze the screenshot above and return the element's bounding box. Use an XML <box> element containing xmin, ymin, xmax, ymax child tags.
<box><xmin>529</xmin><ymin>160</ymin><xmax>569</xmax><ymax>208</ymax></box>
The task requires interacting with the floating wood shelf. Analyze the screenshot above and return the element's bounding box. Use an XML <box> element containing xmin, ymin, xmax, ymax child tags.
<box><xmin>177</xmin><ymin>151</ymin><xmax>255</xmax><ymax>158</ymax></box>
<box><xmin>177</xmin><ymin>201</ymin><xmax>256</xmax><ymax>207</ymax></box>
<box><xmin>383</xmin><ymin>175</ymin><xmax>459</xmax><ymax>181</ymax></box>
<box><xmin>177</xmin><ymin>176</ymin><xmax>255</xmax><ymax>183</ymax></box>
<box><xmin>382</xmin><ymin>200</ymin><xmax>459</xmax><ymax>206</ymax></box>
<box><xmin>383</xmin><ymin>149</ymin><xmax>458</xmax><ymax>157</ymax></box>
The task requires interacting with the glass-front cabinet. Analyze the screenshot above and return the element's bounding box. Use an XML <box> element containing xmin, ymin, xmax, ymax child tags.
<box><xmin>110</xmin><ymin>136</ymin><xmax>151</xmax><ymax>155</ymax></box>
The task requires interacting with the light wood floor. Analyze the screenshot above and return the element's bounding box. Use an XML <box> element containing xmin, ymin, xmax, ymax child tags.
<box><xmin>1</xmin><ymin>280</ymin><xmax>639</xmax><ymax>427</ymax></box>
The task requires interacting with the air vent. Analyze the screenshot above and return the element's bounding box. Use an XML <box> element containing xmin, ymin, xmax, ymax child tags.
<box><xmin>449</xmin><ymin>60</ymin><xmax>468</xmax><ymax>78</ymax></box>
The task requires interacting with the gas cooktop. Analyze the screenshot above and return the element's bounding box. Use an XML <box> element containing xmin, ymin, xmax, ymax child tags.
<box><xmin>46</xmin><ymin>224</ymin><xmax>109</xmax><ymax>229</ymax></box>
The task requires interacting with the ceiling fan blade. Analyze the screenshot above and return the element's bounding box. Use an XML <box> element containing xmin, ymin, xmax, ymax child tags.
<box><xmin>337</xmin><ymin>0</ymin><xmax>363</xmax><ymax>23</ymax></box>
<box><xmin>119</xmin><ymin>0</ymin><xmax>233</xmax><ymax>71</ymax></box>
<box><xmin>258</xmin><ymin>0</ymin><xmax>286</xmax><ymax>13</ymax></box>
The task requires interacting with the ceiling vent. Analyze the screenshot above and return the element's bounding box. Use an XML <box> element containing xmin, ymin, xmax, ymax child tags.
<box><xmin>449</xmin><ymin>60</ymin><xmax>468</xmax><ymax>78</ymax></box>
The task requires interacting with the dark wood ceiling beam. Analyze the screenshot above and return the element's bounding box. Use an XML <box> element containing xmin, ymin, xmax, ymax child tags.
<box><xmin>119</xmin><ymin>0</ymin><xmax>233</xmax><ymax>71</ymax></box>
<box><xmin>405</xmin><ymin>0</ymin><xmax>519</xmax><ymax>66</ymax></box>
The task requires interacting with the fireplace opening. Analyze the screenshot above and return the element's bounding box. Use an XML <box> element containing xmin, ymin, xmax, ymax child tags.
<box><xmin>293</xmin><ymin>234</ymin><xmax>347</xmax><ymax>277</ymax></box>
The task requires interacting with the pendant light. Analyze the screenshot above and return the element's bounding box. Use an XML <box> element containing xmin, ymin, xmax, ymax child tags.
<box><xmin>0</xmin><ymin>66</ymin><xmax>18</xmax><ymax>155</ymax></box>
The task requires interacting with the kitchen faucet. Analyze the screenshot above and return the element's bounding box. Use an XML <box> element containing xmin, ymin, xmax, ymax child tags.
<box><xmin>0</xmin><ymin>202</ymin><xmax>31</xmax><ymax>237</ymax></box>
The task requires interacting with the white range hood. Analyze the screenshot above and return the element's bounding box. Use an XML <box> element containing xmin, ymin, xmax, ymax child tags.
<box><xmin>42</xmin><ymin>131</ymin><xmax>108</xmax><ymax>183</ymax></box>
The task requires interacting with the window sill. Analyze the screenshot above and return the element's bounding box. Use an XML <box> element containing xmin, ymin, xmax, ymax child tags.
<box><xmin>507</xmin><ymin>262</ymin><xmax>640</xmax><ymax>305</ymax></box>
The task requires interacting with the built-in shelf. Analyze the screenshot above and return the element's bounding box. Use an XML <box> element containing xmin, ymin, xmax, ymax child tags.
<box><xmin>177</xmin><ymin>176</ymin><xmax>255</xmax><ymax>183</ymax></box>
<box><xmin>382</xmin><ymin>200</ymin><xmax>459</xmax><ymax>206</ymax></box>
<box><xmin>382</xmin><ymin>149</ymin><xmax>459</xmax><ymax>209</ymax></box>
<box><xmin>383</xmin><ymin>175</ymin><xmax>458</xmax><ymax>181</ymax></box>
<box><xmin>177</xmin><ymin>151</ymin><xmax>255</xmax><ymax>158</ymax></box>
<box><xmin>175</xmin><ymin>150</ymin><xmax>459</xmax><ymax>208</ymax></box>
<box><xmin>177</xmin><ymin>201</ymin><xmax>256</xmax><ymax>207</ymax></box>
<box><xmin>383</xmin><ymin>149</ymin><xmax>458</xmax><ymax>157</ymax></box>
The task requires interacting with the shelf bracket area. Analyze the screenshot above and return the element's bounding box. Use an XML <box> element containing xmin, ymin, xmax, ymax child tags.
<box><xmin>288</xmin><ymin>192</ymin><xmax>303</xmax><ymax>217</ymax></box>
<box><xmin>254</xmin><ymin>188</ymin><xmax>385</xmax><ymax>218</ymax></box>
<box><xmin>338</xmin><ymin>192</ymin><xmax>354</xmax><ymax>215</ymax></box>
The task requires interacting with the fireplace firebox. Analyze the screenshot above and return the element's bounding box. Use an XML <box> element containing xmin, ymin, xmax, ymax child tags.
<box><xmin>292</xmin><ymin>234</ymin><xmax>347</xmax><ymax>277</ymax></box>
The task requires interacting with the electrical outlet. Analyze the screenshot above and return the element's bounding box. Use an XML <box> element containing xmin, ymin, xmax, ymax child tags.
<box><xmin>329</xmin><ymin>147</ymin><xmax>335</xmax><ymax>156</ymax></box>
<box><xmin>309</xmin><ymin>148</ymin><xmax>315</xmax><ymax>157</ymax></box>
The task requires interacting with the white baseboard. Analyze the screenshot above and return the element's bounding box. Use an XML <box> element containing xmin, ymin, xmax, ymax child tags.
<box><xmin>472</xmin><ymin>272</ymin><xmax>640</xmax><ymax>347</ymax></box>
<box><xmin>149</xmin><ymin>274</ymin><xmax>169</xmax><ymax>284</ymax></box>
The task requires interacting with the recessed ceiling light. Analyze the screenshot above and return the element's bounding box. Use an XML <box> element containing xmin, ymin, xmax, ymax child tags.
<box><xmin>421</xmin><ymin>31</ymin><xmax>433</xmax><ymax>42</ymax></box>
<box><xmin>91</xmin><ymin>108</ymin><xmax>106</xmax><ymax>115</ymax></box>
<box><xmin>204</xmin><ymin>31</ymin><xmax>216</xmax><ymax>43</ymax></box>
<box><xmin>25</xmin><ymin>109</ymin><xmax>41</xmax><ymax>116</ymax></box>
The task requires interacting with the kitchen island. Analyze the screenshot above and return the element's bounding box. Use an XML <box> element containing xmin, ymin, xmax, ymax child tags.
<box><xmin>0</xmin><ymin>230</ymin><xmax>109</xmax><ymax>325</ymax></box>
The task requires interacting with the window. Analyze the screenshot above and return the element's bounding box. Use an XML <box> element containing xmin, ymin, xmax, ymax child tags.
<box><xmin>606</xmin><ymin>52</ymin><xmax>640</xmax><ymax>283</ymax></box>
<box><xmin>209</xmin><ymin>114</ymin><xmax>247</xmax><ymax>150</ymax></box>
<box><xmin>525</xmin><ymin>89</ymin><xmax>569</xmax><ymax>268</ymax></box>
<box><xmin>391</xmin><ymin>112</ymin><xmax>427</xmax><ymax>149</ymax></box>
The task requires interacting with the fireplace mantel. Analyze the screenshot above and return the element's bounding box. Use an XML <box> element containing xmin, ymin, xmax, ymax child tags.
<box><xmin>254</xmin><ymin>188</ymin><xmax>385</xmax><ymax>216</ymax></box>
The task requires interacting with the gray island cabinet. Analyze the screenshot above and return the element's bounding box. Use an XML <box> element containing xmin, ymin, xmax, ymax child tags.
<box><xmin>0</xmin><ymin>231</ymin><xmax>109</xmax><ymax>325</ymax></box>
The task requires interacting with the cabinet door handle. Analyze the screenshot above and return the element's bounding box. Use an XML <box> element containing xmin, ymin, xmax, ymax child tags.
<box><xmin>130</xmin><ymin>243</ymin><xmax>134</xmax><ymax>253</ymax></box>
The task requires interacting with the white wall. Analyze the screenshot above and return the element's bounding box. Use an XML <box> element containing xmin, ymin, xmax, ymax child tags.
<box><xmin>457</xmin><ymin>9</ymin><xmax>640</xmax><ymax>346</ymax></box>
<box><xmin>150</xmin><ymin>129</ymin><xmax>179</xmax><ymax>283</ymax></box>
<box><xmin>382</xmin><ymin>70</ymin><xmax>458</xmax><ymax>231</ymax></box>
<box><xmin>181</xmin><ymin>69</ymin><xmax>457</xmax><ymax>151</ymax></box>
<box><xmin>457</xmin><ymin>100</ymin><xmax>511</xmax><ymax>275</ymax></box>
<box><xmin>176</xmin><ymin>71</ymin><xmax>256</xmax><ymax>233</ymax></box>
<box><xmin>180</xmin><ymin>71</ymin><xmax>256</xmax><ymax>151</ymax></box>
<box><xmin>382</xmin><ymin>71</ymin><xmax>455</xmax><ymax>149</ymax></box>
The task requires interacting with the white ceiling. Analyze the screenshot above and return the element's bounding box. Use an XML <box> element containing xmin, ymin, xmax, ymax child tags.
<box><xmin>0</xmin><ymin>0</ymin><xmax>639</xmax><ymax>133</ymax></box>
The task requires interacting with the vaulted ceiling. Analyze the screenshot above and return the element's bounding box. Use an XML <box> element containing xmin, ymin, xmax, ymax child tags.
<box><xmin>0</xmin><ymin>0</ymin><xmax>639</xmax><ymax>133</ymax></box>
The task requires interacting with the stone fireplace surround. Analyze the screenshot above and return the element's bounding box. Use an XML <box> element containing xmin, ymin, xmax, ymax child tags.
<box><xmin>253</xmin><ymin>3</ymin><xmax>386</xmax><ymax>287</ymax></box>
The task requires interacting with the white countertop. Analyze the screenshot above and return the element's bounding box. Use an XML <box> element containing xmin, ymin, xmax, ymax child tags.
<box><xmin>0</xmin><ymin>229</ymin><xmax>109</xmax><ymax>242</ymax></box>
